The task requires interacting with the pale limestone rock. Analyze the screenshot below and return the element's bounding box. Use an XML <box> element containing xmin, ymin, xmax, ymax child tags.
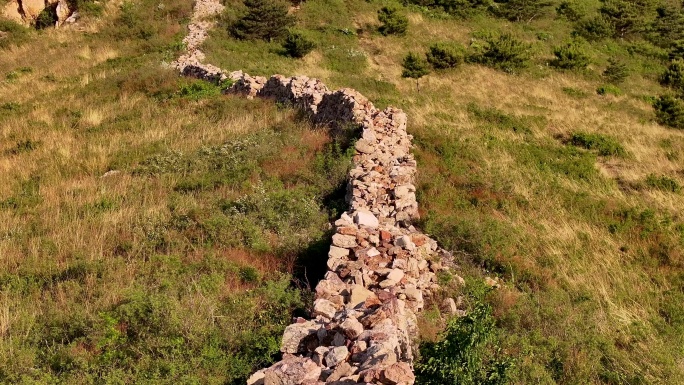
<box><xmin>281</xmin><ymin>321</ymin><xmax>320</xmax><ymax>354</ymax></box>
<box><xmin>313</xmin><ymin>298</ymin><xmax>337</xmax><ymax>319</ymax></box>
<box><xmin>332</xmin><ymin>234</ymin><xmax>357</xmax><ymax>249</ymax></box>
<box><xmin>263</xmin><ymin>356</ymin><xmax>321</xmax><ymax>385</ymax></box>
<box><xmin>354</xmin><ymin>210</ymin><xmax>379</xmax><ymax>229</ymax></box>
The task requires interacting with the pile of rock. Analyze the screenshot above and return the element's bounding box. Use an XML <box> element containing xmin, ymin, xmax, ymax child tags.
<box><xmin>226</xmin><ymin>71</ymin><xmax>458</xmax><ymax>385</ymax></box>
<box><xmin>174</xmin><ymin>1</ymin><xmax>464</xmax><ymax>384</ymax></box>
<box><xmin>170</xmin><ymin>0</ymin><xmax>227</xmax><ymax>83</ymax></box>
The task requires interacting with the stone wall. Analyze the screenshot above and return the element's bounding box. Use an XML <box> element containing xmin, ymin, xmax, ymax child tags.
<box><xmin>174</xmin><ymin>2</ymin><xmax>462</xmax><ymax>384</ymax></box>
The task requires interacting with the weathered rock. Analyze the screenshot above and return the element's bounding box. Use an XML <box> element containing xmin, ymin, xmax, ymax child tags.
<box><xmin>247</xmin><ymin>370</ymin><xmax>266</xmax><ymax>385</ymax></box>
<box><xmin>281</xmin><ymin>321</ymin><xmax>320</xmax><ymax>354</ymax></box>
<box><xmin>313</xmin><ymin>298</ymin><xmax>338</xmax><ymax>319</ymax></box>
<box><xmin>354</xmin><ymin>210</ymin><xmax>379</xmax><ymax>229</ymax></box>
<box><xmin>264</xmin><ymin>356</ymin><xmax>322</xmax><ymax>385</ymax></box>
<box><xmin>380</xmin><ymin>362</ymin><xmax>415</xmax><ymax>385</ymax></box>
<box><xmin>340</xmin><ymin>317</ymin><xmax>364</xmax><ymax>339</ymax></box>
<box><xmin>348</xmin><ymin>284</ymin><xmax>376</xmax><ymax>309</ymax></box>
<box><xmin>326</xmin><ymin>362</ymin><xmax>355</xmax><ymax>382</ymax></box>
<box><xmin>442</xmin><ymin>298</ymin><xmax>458</xmax><ymax>315</ymax></box>
<box><xmin>325</xmin><ymin>346</ymin><xmax>349</xmax><ymax>367</ymax></box>
<box><xmin>332</xmin><ymin>234</ymin><xmax>358</xmax><ymax>249</ymax></box>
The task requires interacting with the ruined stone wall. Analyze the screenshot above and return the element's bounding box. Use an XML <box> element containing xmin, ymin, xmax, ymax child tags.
<box><xmin>173</xmin><ymin>3</ymin><xmax>462</xmax><ymax>384</ymax></box>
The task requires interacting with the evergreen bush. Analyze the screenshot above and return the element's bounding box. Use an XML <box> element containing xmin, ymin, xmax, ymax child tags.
<box><xmin>551</xmin><ymin>41</ymin><xmax>590</xmax><ymax>69</ymax></box>
<box><xmin>231</xmin><ymin>0</ymin><xmax>294</xmax><ymax>41</ymax></box>
<box><xmin>603</xmin><ymin>58</ymin><xmax>629</xmax><ymax>84</ymax></box>
<box><xmin>654</xmin><ymin>95</ymin><xmax>684</xmax><ymax>129</ymax></box>
<box><xmin>402</xmin><ymin>51</ymin><xmax>430</xmax><ymax>91</ymax></box>
<box><xmin>426</xmin><ymin>42</ymin><xmax>465</xmax><ymax>69</ymax></box>
<box><xmin>378</xmin><ymin>6</ymin><xmax>408</xmax><ymax>36</ymax></box>
<box><xmin>282</xmin><ymin>31</ymin><xmax>315</xmax><ymax>58</ymax></box>
<box><xmin>556</xmin><ymin>1</ymin><xmax>585</xmax><ymax>21</ymax></box>
<box><xmin>471</xmin><ymin>33</ymin><xmax>530</xmax><ymax>72</ymax></box>
<box><xmin>574</xmin><ymin>16</ymin><xmax>614</xmax><ymax>41</ymax></box>
<box><xmin>660</xmin><ymin>60</ymin><xmax>684</xmax><ymax>94</ymax></box>
<box><xmin>495</xmin><ymin>0</ymin><xmax>553</xmax><ymax>23</ymax></box>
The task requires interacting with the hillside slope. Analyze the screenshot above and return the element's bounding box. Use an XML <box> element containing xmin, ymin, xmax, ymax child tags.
<box><xmin>1</xmin><ymin>0</ymin><xmax>684</xmax><ymax>383</ymax></box>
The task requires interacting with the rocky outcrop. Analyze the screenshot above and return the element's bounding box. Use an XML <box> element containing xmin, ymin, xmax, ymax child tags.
<box><xmin>174</xmin><ymin>1</ymin><xmax>463</xmax><ymax>384</ymax></box>
<box><xmin>1</xmin><ymin>0</ymin><xmax>74</xmax><ymax>27</ymax></box>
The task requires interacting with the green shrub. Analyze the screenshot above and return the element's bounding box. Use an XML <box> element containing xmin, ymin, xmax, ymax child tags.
<box><xmin>494</xmin><ymin>0</ymin><xmax>553</xmax><ymax>23</ymax></box>
<box><xmin>550</xmin><ymin>41</ymin><xmax>590</xmax><ymax>70</ymax></box>
<box><xmin>556</xmin><ymin>1</ymin><xmax>585</xmax><ymax>21</ymax></box>
<box><xmin>654</xmin><ymin>95</ymin><xmax>684</xmax><ymax>129</ymax></box>
<box><xmin>603</xmin><ymin>58</ymin><xmax>629</xmax><ymax>84</ymax></box>
<box><xmin>645</xmin><ymin>174</ymin><xmax>681</xmax><ymax>193</ymax></box>
<box><xmin>574</xmin><ymin>16</ymin><xmax>614</xmax><ymax>41</ymax></box>
<box><xmin>471</xmin><ymin>33</ymin><xmax>530</xmax><ymax>72</ymax></box>
<box><xmin>416</xmin><ymin>301</ymin><xmax>514</xmax><ymax>385</ymax></box>
<box><xmin>378</xmin><ymin>6</ymin><xmax>408</xmax><ymax>36</ymax></box>
<box><xmin>596</xmin><ymin>84</ymin><xmax>622</xmax><ymax>96</ymax></box>
<box><xmin>282</xmin><ymin>31</ymin><xmax>315</xmax><ymax>58</ymax></box>
<box><xmin>402</xmin><ymin>51</ymin><xmax>430</xmax><ymax>91</ymax></box>
<box><xmin>660</xmin><ymin>60</ymin><xmax>684</xmax><ymax>94</ymax></box>
<box><xmin>570</xmin><ymin>132</ymin><xmax>627</xmax><ymax>157</ymax></box>
<box><xmin>426</xmin><ymin>42</ymin><xmax>465</xmax><ymax>69</ymax></box>
<box><xmin>231</xmin><ymin>0</ymin><xmax>294</xmax><ymax>41</ymax></box>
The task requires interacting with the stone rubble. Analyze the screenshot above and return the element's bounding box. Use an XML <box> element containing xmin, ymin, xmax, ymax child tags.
<box><xmin>174</xmin><ymin>1</ymin><xmax>464</xmax><ymax>384</ymax></box>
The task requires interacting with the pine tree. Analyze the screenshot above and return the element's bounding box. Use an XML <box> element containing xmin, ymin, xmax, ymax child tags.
<box><xmin>378</xmin><ymin>6</ymin><xmax>408</xmax><ymax>36</ymax></box>
<box><xmin>496</xmin><ymin>0</ymin><xmax>553</xmax><ymax>23</ymax></box>
<box><xmin>401</xmin><ymin>52</ymin><xmax>430</xmax><ymax>92</ymax></box>
<box><xmin>231</xmin><ymin>0</ymin><xmax>295</xmax><ymax>42</ymax></box>
<box><xmin>603</xmin><ymin>58</ymin><xmax>629</xmax><ymax>84</ymax></box>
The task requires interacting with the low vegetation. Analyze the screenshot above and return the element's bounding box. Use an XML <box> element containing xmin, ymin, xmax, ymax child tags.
<box><xmin>3</xmin><ymin>0</ymin><xmax>684</xmax><ymax>382</ymax></box>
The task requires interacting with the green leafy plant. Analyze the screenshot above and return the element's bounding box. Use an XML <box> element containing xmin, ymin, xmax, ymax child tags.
<box><xmin>282</xmin><ymin>31</ymin><xmax>315</xmax><ymax>58</ymax></box>
<box><xmin>603</xmin><ymin>58</ymin><xmax>629</xmax><ymax>84</ymax></box>
<box><xmin>402</xmin><ymin>51</ymin><xmax>430</xmax><ymax>91</ymax></box>
<box><xmin>231</xmin><ymin>0</ymin><xmax>294</xmax><ymax>41</ymax></box>
<box><xmin>471</xmin><ymin>33</ymin><xmax>530</xmax><ymax>72</ymax></box>
<box><xmin>551</xmin><ymin>41</ymin><xmax>590</xmax><ymax>70</ymax></box>
<box><xmin>654</xmin><ymin>95</ymin><xmax>684</xmax><ymax>129</ymax></box>
<box><xmin>426</xmin><ymin>42</ymin><xmax>465</xmax><ymax>69</ymax></box>
<box><xmin>416</xmin><ymin>301</ymin><xmax>514</xmax><ymax>385</ymax></box>
<box><xmin>378</xmin><ymin>6</ymin><xmax>408</xmax><ymax>36</ymax></box>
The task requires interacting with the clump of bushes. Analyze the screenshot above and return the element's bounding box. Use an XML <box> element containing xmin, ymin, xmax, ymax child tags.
<box><xmin>550</xmin><ymin>41</ymin><xmax>590</xmax><ymax>69</ymax></box>
<box><xmin>403</xmin><ymin>0</ymin><xmax>490</xmax><ymax>19</ymax></box>
<box><xmin>570</xmin><ymin>132</ymin><xmax>627</xmax><ymax>157</ymax></box>
<box><xmin>470</xmin><ymin>33</ymin><xmax>530</xmax><ymax>72</ymax></box>
<box><xmin>282</xmin><ymin>31</ymin><xmax>315</xmax><ymax>58</ymax></box>
<box><xmin>654</xmin><ymin>95</ymin><xmax>684</xmax><ymax>129</ymax></box>
<box><xmin>378</xmin><ymin>6</ymin><xmax>408</xmax><ymax>36</ymax></box>
<box><xmin>603</xmin><ymin>58</ymin><xmax>629</xmax><ymax>84</ymax></box>
<box><xmin>426</xmin><ymin>42</ymin><xmax>465</xmax><ymax>69</ymax></box>
<box><xmin>231</xmin><ymin>0</ymin><xmax>294</xmax><ymax>41</ymax></box>
<box><xmin>645</xmin><ymin>174</ymin><xmax>681</xmax><ymax>193</ymax></box>
<box><xmin>660</xmin><ymin>60</ymin><xmax>684</xmax><ymax>94</ymax></box>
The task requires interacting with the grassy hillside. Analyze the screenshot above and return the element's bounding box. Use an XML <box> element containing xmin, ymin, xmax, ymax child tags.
<box><xmin>203</xmin><ymin>0</ymin><xmax>684</xmax><ymax>383</ymax></box>
<box><xmin>0</xmin><ymin>1</ymin><xmax>356</xmax><ymax>382</ymax></box>
<box><xmin>2</xmin><ymin>0</ymin><xmax>684</xmax><ymax>383</ymax></box>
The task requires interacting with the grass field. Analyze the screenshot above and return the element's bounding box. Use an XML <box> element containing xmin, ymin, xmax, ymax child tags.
<box><xmin>2</xmin><ymin>0</ymin><xmax>684</xmax><ymax>383</ymax></box>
